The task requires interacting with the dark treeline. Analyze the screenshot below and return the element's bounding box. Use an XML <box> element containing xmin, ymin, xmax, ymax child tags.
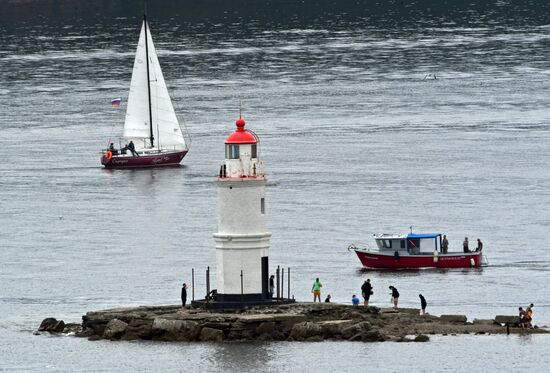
<box><xmin>2</xmin><ymin>0</ymin><xmax>550</xmax><ymax>31</ymax></box>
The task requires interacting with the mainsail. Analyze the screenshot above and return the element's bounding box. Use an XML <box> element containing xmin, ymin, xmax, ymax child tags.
<box><xmin>124</xmin><ymin>20</ymin><xmax>186</xmax><ymax>150</ymax></box>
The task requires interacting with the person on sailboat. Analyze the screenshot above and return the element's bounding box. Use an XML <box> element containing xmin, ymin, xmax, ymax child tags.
<box><xmin>128</xmin><ymin>140</ymin><xmax>139</xmax><ymax>157</ymax></box>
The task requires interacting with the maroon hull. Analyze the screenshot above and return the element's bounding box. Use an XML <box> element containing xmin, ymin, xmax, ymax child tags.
<box><xmin>354</xmin><ymin>250</ymin><xmax>483</xmax><ymax>269</ymax></box>
<box><xmin>101</xmin><ymin>150</ymin><xmax>188</xmax><ymax>169</ymax></box>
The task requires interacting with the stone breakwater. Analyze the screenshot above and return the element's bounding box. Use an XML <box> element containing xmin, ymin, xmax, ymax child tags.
<box><xmin>38</xmin><ymin>303</ymin><xmax>547</xmax><ymax>342</ymax></box>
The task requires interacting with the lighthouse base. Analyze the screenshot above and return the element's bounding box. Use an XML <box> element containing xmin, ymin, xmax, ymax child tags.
<box><xmin>191</xmin><ymin>295</ymin><xmax>295</xmax><ymax>310</ymax></box>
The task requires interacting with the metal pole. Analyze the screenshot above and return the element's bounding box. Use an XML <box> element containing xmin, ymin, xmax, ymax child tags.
<box><xmin>240</xmin><ymin>270</ymin><xmax>244</xmax><ymax>304</ymax></box>
<box><xmin>281</xmin><ymin>268</ymin><xmax>285</xmax><ymax>299</ymax></box>
<box><xmin>276</xmin><ymin>266</ymin><xmax>280</xmax><ymax>299</ymax></box>
<box><xmin>288</xmin><ymin>267</ymin><xmax>290</xmax><ymax>301</ymax></box>
<box><xmin>206</xmin><ymin>266</ymin><xmax>210</xmax><ymax>301</ymax></box>
<box><xmin>192</xmin><ymin>268</ymin><xmax>195</xmax><ymax>301</ymax></box>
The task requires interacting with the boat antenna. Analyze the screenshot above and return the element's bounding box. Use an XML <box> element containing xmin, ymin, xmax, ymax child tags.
<box><xmin>143</xmin><ymin>8</ymin><xmax>154</xmax><ymax>148</ymax></box>
<box><xmin>239</xmin><ymin>99</ymin><xmax>242</xmax><ymax>119</ymax></box>
<box><xmin>410</xmin><ymin>226</ymin><xmax>413</xmax><ymax>234</ymax></box>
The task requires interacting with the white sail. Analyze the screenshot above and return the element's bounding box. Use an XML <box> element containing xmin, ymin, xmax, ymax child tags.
<box><xmin>124</xmin><ymin>21</ymin><xmax>187</xmax><ymax>150</ymax></box>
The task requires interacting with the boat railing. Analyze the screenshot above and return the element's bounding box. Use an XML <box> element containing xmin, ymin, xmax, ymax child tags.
<box><xmin>347</xmin><ymin>243</ymin><xmax>371</xmax><ymax>252</ymax></box>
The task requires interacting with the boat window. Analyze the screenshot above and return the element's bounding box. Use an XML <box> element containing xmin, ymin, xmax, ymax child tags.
<box><xmin>400</xmin><ymin>240</ymin><xmax>406</xmax><ymax>249</ymax></box>
<box><xmin>381</xmin><ymin>240</ymin><xmax>392</xmax><ymax>249</ymax></box>
<box><xmin>251</xmin><ymin>144</ymin><xmax>257</xmax><ymax>158</ymax></box>
<box><xmin>226</xmin><ymin>145</ymin><xmax>240</xmax><ymax>159</ymax></box>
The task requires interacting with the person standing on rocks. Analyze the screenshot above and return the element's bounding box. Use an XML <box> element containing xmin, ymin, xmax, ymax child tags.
<box><xmin>312</xmin><ymin>278</ymin><xmax>322</xmax><ymax>302</ymax></box>
<box><xmin>389</xmin><ymin>286</ymin><xmax>399</xmax><ymax>308</ymax></box>
<box><xmin>181</xmin><ymin>283</ymin><xmax>188</xmax><ymax>308</ymax></box>
<box><xmin>361</xmin><ymin>279</ymin><xmax>373</xmax><ymax>307</ymax></box>
<box><xmin>269</xmin><ymin>275</ymin><xmax>275</xmax><ymax>298</ymax></box>
<box><xmin>419</xmin><ymin>294</ymin><xmax>427</xmax><ymax>315</ymax></box>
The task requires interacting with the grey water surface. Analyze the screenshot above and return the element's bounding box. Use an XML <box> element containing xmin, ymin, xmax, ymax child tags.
<box><xmin>1</xmin><ymin>1</ymin><xmax>550</xmax><ymax>371</ymax></box>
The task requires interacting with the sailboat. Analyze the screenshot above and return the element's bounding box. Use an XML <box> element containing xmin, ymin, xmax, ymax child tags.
<box><xmin>101</xmin><ymin>15</ymin><xmax>189</xmax><ymax>168</ymax></box>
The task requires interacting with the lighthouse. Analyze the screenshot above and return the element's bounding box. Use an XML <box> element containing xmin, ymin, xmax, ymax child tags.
<box><xmin>212</xmin><ymin>116</ymin><xmax>271</xmax><ymax>304</ymax></box>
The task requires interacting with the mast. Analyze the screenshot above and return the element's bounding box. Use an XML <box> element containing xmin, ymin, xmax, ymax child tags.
<box><xmin>143</xmin><ymin>13</ymin><xmax>154</xmax><ymax>148</ymax></box>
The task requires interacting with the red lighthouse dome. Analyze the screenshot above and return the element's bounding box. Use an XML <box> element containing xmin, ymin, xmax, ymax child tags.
<box><xmin>225</xmin><ymin>117</ymin><xmax>258</xmax><ymax>144</ymax></box>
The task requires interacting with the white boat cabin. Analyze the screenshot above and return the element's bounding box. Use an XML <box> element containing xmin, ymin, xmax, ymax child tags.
<box><xmin>374</xmin><ymin>233</ymin><xmax>442</xmax><ymax>255</ymax></box>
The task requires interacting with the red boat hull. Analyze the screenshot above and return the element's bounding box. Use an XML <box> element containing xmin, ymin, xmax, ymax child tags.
<box><xmin>354</xmin><ymin>250</ymin><xmax>483</xmax><ymax>269</ymax></box>
<box><xmin>101</xmin><ymin>150</ymin><xmax>188</xmax><ymax>169</ymax></box>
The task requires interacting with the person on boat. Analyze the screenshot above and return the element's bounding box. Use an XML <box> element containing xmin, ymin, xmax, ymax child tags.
<box><xmin>476</xmin><ymin>238</ymin><xmax>483</xmax><ymax>252</ymax></box>
<box><xmin>352</xmin><ymin>294</ymin><xmax>360</xmax><ymax>307</ymax></box>
<box><xmin>269</xmin><ymin>275</ymin><xmax>275</xmax><ymax>298</ymax></box>
<box><xmin>109</xmin><ymin>142</ymin><xmax>116</xmax><ymax>153</ymax></box>
<box><xmin>463</xmin><ymin>237</ymin><xmax>470</xmax><ymax>253</ymax></box>
<box><xmin>442</xmin><ymin>235</ymin><xmax>449</xmax><ymax>254</ymax></box>
<box><xmin>361</xmin><ymin>279</ymin><xmax>373</xmax><ymax>307</ymax></box>
<box><xmin>181</xmin><ymin>283</ymin><xmax>187</xmax><ymax>308</ymax></box>
<box><xmin>128</xmin><ymin>140</ymin><xmax>139</xmax><ymax>157</ymax></box>
<box><xmin>389</xmin><ymin>286</ymin><xmax>399</xmax><ymax>308</ymax></box>
<box><xmin>324</xmin><ymin>294</ymin><xmax>331</xmax><ymax>303</ymax></box>
<box><xmin>419</xmin><ymin>294</ymin><xmax>427</xmax><ymax>315</ymax></box>
<box><xmin>311</xmin><ymin>278</ymin><xmax>322</xmax><ymax>302</ymax></box>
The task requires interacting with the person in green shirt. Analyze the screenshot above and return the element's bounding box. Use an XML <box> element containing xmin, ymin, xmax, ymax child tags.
<box><xmin>312</xmin><ymin>278</ymin><xmax>322</xmax><ymax>302</ymax></box>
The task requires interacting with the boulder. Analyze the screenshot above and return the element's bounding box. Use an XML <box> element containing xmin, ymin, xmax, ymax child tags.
<box><xmin>362</xmin><ymin>328</ymin><xmax>386</xmax><ymax>342</ymax></box>
<box><xmin>151</xmin><ymin>319</ymin><xmax>200</xmax><ymax>341</ymax></box>
<box><xmin>255</xmin><ymin>321</ymin><xmax>275</xmax><ymax>336</ymax></box>
<box><xmin>341</xmin><ymin>321</ymin><xmax>372</xmax><ymax>340</ymax></box>
<box><xmin>63</xmin><ymin>323</ymin><xmax>83</xmax><ymax>335</ymax></box>
<box><xmin>199</xmin><ymin>327</ymin><xmax>224</xmax><ymax>342</ymax></box>
<box><xmin>414</xmin><ymin>334</ymin><xmax>430</xmax><ymax>342</ymax></box>
<box><xmin>440</xmin><ymin>315</ymin><xmax>467</xmax><ymax>323</ymax></box>
<box><xmin>494</xmin><ymin>316</ymin><xmax>519</xmax><ymax>325</ymax></box>
<box><xmin>289</xmin><ymin>322</ymin><xmax>323</xmax><ymax>341</ymax></box>
<box><xmin>103</xmin><ymin>319</ymin><xmax>128</xmax><ymax>340</ymax></box>
<box><xmin>473</xmin><ymin>319</ymin><xmax>498</xmax><ymax>326</ymax></box>
<box><xmin>38</xmin><ymin>318</ymin><xmax>65</xmax><ymax>333</ymax></box>
<box><xmin>318</xmin><ymin>320</ymin><xmax>355</xmax><ymax>338</ymax></box>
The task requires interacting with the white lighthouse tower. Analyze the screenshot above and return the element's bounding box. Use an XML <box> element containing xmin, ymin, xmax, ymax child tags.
<box><xmin>213</xmin><ymin>116</ymin><xmax>271</xmax><ymax>303</ymax></box>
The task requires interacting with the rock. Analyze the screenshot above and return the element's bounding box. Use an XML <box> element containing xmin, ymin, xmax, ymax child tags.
<box><xmin>88</xmin><ymin>335</ymin><xmax>101</xmax><ymax>341</ymax></box>
<box><xmin>289</xmin><ymin>322</ymin><xmax>323</xmax><ymax>341</ymax></box>
<box><xmin>494</xmin><ymin>316</ymin><xmax>519</xmax><ymax>325</ymax></box>
<box><xmin>63</xmin><ymin>323</ymin><xmax>83</xmax><ymax>334</ymax></box>
<box><xmin>103</xmin><ymin>319</ymin><xmax>128</xmax><ymax>340</ymax></box>
<box><xmin>473</xmin><ymin>319</ymin><xmax>497</xmax><ymax>325</ymax></box>
<box><xmin>341</xmin><ymin>321</ymin><xmax>372</xmax><ymax>340</ymax></box>
<box><xmin>255</xmin><ymin>321</ymin><xmax>275</xmax><ymax>336</ymax></box>
<box><xmin>440</xmin><ymin>315</ymin><xmax>467</xmax><ymax>323</ymax></box>
<box><xmin>39</xmin><ymin>318</ymin><xmax>65</xmax><ymax>333</ymax></box>
<box><xmin>414</xmin><ymin>334</ymin><xmax>430</xmax><ymax>342</ymax></box>
<box><xmin>361</xmin><ymin>328</ymin><xmax>386</xmax><ymax>342</ymax></box>
<box><xmin>199</xmin><ymin>327</ymin><xmax>224</xmax><ymax>342</ymax></box>
<box><xmin>151</xmin><ymin>319</ymin><xmax>200</xmax><ymax>341</ymax></box>
<box><xmin>318</xmin><ymin>320</ymin><xmax>355</xmax><ymax>338</ymax></box>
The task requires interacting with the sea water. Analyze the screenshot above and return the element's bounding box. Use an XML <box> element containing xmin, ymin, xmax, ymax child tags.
<box><xmin>1</xmin><ymin>1</ymin><xmax>550</xmax><ymax>371</ymax></box>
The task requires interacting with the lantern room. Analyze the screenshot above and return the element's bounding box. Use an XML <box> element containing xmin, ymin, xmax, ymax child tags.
<box><xmin>220</xmin><ymin>117</ymin><xmax>264</xmax><ymax>179</ymax></box>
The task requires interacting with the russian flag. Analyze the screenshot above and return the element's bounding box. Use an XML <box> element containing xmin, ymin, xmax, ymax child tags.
<box><xmin>111</xmin><ymin>98</ymin><xmax>122</xmax><ymax>106</ymax></box>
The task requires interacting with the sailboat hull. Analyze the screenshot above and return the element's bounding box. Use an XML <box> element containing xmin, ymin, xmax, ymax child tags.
<box><xmin>101</xmin><ymin>150</ymin><xmax>188</xmax><ymax>169</ymax></box>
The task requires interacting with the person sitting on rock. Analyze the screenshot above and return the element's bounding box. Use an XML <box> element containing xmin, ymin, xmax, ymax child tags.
<box><xmin>351</xmin><ymin>294</ymin><xmax>360</xmax><ymax>307</ymax></box>
<box><xmin>518</xmin><ymin>307</ymin><xmax>527</xmax><ymax>328</ymax></box>
<box><xmin>324</xmin><ymin>294</ymin><xmax>331</xmax><ymax>303</ymax></box>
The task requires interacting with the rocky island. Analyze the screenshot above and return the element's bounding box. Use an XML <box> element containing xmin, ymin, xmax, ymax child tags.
<box><xmin>38</xmin><ymin>303</ymin><xmax>547</xmax><ymax>343</ymax></box>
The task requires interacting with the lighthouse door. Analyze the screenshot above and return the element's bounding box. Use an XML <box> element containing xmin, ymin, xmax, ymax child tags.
<box><xmin>261</xmin><ymin>256</ymin><xmax>269</xmax><ymax>299</ymax></box>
